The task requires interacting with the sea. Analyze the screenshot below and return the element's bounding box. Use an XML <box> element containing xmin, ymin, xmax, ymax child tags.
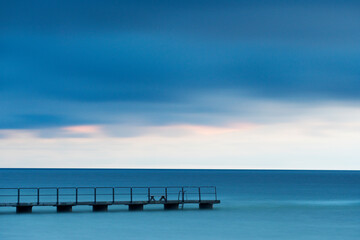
<box><xmin>0</xmin><ymin>169</ymin><xmax>359</xmax><ymax>240</ymax></box>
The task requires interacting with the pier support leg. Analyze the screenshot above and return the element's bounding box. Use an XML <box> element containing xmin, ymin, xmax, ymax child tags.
<box><xmin>57</xmin><ymin>205</ymin><xmax>72</xmax><ymax>212</ymax></box>
<box><xmin>199</xmin><ymin>203</ymin><xmax>213</xmax><ymax>209</ymax></box>
<box><xmin>16</xmin><ymin>206</ymin><xmax>32</xmax><ymax>213</ymax></box>
<box><xmin>128</xmin><ymin>204</ymin><xmax>144</xmax><ymax>211</ymax></box>
<box><xmin>93</xmin><ymin>205</ymin><xmax>108</xmax><ymax>212</ymax></box>
<box><xmin>164</xmin><ymin>203</ymin><xmax>179</xmax><ymax>210</ymax></box>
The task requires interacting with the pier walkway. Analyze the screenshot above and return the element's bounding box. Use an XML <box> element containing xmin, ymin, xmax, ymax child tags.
<box><xmin>0</xmin><ymin>186</ymin><xmax>219</xmax><ymax>213</ymax></box>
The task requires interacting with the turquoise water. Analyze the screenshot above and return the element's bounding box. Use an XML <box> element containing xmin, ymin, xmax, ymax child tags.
<box><xmin>0</xmin><ymin>169</ymin><xmax>359</xmax><ymax>239</ymax></box>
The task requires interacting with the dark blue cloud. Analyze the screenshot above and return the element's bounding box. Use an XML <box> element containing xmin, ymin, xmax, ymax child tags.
<box><xmin>1</xmin><ymin>0</ymin><xmax>359</xmax><ymax>43</ymax></box>
<box><xmin>0</xmin><ymin>114</ymin><xmax>73</xmax><ymax>129</ymax></box>
<box><xmin>0</xmin><ymin>0</ymin><xmax>359</xmax><ymax>129</ymax></box>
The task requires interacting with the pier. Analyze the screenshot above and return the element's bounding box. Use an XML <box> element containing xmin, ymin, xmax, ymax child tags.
<box><xmin>0</xmin><ymin>186</ymin><xmax>220</xmax><ymax>213</ymax></box>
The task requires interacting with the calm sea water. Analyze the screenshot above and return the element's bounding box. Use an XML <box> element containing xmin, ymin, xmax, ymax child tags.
<box><xmin>0</xmin><ymin>169</ymin><xmax>359</xmax><ymax>240</ymax></box>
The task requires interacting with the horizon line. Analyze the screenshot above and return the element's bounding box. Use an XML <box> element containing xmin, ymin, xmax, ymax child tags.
<box><xmin>0</xmin><ymin>168</ymin><xmax>358</xmax><ymax>171</ymax></box>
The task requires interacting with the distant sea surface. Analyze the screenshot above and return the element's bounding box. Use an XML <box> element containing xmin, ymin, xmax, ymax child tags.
<box><xmin>0</xmin><ymin>169</ymin><xmax>359</xmax><ymax>240</ymax></box>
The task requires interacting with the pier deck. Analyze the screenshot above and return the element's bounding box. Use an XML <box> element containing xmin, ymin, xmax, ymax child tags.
<box><xmin>0</xmin><ymin>186</ymin><xmax>220</xmax><ymax>213</ymax></box>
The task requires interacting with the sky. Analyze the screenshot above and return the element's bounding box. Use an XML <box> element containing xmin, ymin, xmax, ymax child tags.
<box><xmin>0</xmin><ymin>0</ymin><xmax>359</xmax><ymax>169</ymax></box>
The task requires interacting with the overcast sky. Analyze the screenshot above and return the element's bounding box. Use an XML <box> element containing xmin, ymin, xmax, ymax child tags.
<box><xmin>1</xmin><ymin>0</ymin><xmax>359</xmax><ymax>169</ymax></box>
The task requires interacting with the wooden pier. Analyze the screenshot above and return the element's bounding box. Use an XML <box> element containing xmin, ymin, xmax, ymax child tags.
<box><xmin>0</xmin><ymin>186</ymin><xmax>220</xmax><ymax>213</ymax></box>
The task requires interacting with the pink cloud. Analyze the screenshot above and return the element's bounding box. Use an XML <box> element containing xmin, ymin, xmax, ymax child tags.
<box><xmin>62</xmin><ymin>125</ymin><xmax>101</xmax><ymax>134</ymax></box>
<box><xmin>148</xmin><ymin>123</ymin><xmax>258</xmax><ymax>136</ymax></box>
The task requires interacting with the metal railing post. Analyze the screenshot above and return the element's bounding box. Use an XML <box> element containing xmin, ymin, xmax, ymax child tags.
<box><xmin>130</xmin><ymin>188</ymin><xmax>133</xmax><ymax>203</ymax></box>
<box><xmin>182</xmin><ymin>187</ymin><xmax>184</xmax><ymax>203</ymax></box>
<box><xmin>199</xmin><ymin>187</ymin><xmax>201</xmax><ymax>202</ymax></box>
<box><xmin>76</xmin><ymin>188</ymin><xmax>78</xmax><ymax>204</ymax></box>
<box><xmin>215</xmin><ymin>187</ymin><xmax>217</xmax><ymax>201</ymax></box>
<box><xmin>165</xmin><ymin>187</ymin><xmax>168</xmax><ymax>202</ymax></box>
<box><xmin>56</xmin><ymin>188</ymin><xmax>59</xmax><ymax>205</ymax></box>
<box><xmin>37</xmin><ymin>188</ymin><xmax>40</xmax><ymax>205</ymax></box>
<box><xmin>94</xmin><ymin>188</ymin><xmax>97</xmax><ymax>203</ymax></box>
<box><xmin>112</xmin><ymin>188</ymin><xmax>115</xmax><ymax>203</ymax></box>
<box><xmin>17</xmin><ymin>188</ymin><xmax>20</xmax><ymax>204</ymax></box>
<box><xmin>148</xmin><ymin>187</ymin><xmax>150</xmax><ymax>203</ymax></box>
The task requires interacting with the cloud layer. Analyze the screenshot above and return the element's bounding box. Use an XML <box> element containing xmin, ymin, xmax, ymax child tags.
<box><xmin>1</xmin><ymin>0</ymin><xmax>360</xmax><ymax>130</ymax></box>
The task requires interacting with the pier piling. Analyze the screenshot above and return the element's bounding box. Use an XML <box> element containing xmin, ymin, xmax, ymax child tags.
<box><xmin>57</xmin><ymin>205</ymin><xmax>72</xmax><ymax>212</ymax></box>
<box><xmin>164</xmin><ymin>203</ymin><xmax>179</xmax><ymax>210</ymax></box>
<box><xmin>128</xmin><ymin>204</ymin><xmax>144</xmax><ymax>211</ymax></box>
<box><xmin>199</xmin><ymin>203</ymin><xmax>213</xmax><ymax>209</ymax></box>
<box><xmin>16</xmin><ymin>206</ymin><xmax>32</xmax><ymax>213</ymax></box>
<box><xmin>93</xmin><ymin>204</ymin><xmax>108</xmax><ymax>212</ymax></box>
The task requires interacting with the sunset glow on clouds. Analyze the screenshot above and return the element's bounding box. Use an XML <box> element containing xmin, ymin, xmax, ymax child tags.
<box><xmin>1</xmin><ymin>101</ymin><xmax>359</xmax><ymax>169</ymax></box>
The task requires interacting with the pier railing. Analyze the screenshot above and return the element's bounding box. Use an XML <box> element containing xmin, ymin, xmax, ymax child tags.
<box><xmin>0</xmin><ymin>186</ymin><xmax>217</xmax><ymax>206</ymax></box>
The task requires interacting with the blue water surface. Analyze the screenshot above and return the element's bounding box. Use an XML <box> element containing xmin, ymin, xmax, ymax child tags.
<box><xmin>0</xmin><ymin>169</ymin><xmax>359</xmax><ymax>240</ymax></box>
